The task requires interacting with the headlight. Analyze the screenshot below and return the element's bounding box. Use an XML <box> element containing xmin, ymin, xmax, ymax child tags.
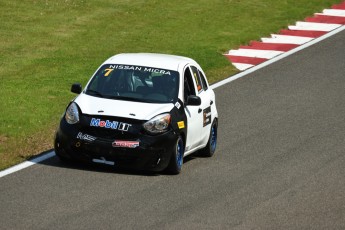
<box><xmin>143</xmin><ymin>113</ymin><xmax>171</xmax><ymax>134</ymax></box>
<box><xmin>65</xmin><ymin>102</ymin><xmax>80</xmax><ymax>124</ymax></box>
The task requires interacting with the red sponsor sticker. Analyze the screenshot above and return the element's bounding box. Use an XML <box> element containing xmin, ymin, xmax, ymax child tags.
<box><xmin>112</xmin><ymin>140</ymin><xmax>139</xmax><ymax>148</ymax></box>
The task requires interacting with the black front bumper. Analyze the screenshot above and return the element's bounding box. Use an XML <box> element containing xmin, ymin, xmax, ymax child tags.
<box><xmin>55</xmin><ymin>119</ymin><xmax>178</xmax><ymax>172</ymax></box>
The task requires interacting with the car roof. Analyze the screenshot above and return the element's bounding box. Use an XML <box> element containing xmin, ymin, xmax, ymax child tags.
<box><xmin>103</xmin><ymin>53</ymin><xmax>198</xmax><ymax>71</ymax></box>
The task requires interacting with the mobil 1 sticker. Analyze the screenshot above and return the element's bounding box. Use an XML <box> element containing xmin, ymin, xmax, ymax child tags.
<box><xmin>203</xmin><ymin>106</ymin><xmax>211</xmax><ymax>127</ymax></box>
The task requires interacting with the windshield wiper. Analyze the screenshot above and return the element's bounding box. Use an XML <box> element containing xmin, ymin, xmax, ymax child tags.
<box><xmin>85</xmin><ymin>89</ymin><xmax>104</xmax><ymax>98</ymax></box>
<box><xmin>108</xmin><ymin>95</ymin><xmax>146</xmax><ymax>102</ymax></box>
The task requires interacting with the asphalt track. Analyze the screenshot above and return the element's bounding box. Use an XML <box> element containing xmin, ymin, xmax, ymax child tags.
<box><xmin>1</xmin><ymin>30</ymin><xmax>345</xmax><ymax>229</ymax></box>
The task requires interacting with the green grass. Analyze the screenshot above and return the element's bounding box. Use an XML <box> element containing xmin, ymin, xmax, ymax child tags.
<box><xmin>0</xmin><ymin>0</ymin><xmax>342</xmax><ymax>170</ymax></box>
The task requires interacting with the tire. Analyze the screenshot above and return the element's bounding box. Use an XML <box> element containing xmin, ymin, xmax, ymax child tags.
<box><xmin>201</xmin><ymin>119</ymin><xmax>218</xmax><ymax>157</ymax></box>
<box><xmin>166</xmin><ymin>136</ymin><xmax>184</xmax><ymax>174</ymax></box>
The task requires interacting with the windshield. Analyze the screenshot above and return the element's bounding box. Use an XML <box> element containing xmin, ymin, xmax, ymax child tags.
<box><xmin>85</xmin><ymin>64</ymin><xmax>179</xmax><ymax>103</ymax></box>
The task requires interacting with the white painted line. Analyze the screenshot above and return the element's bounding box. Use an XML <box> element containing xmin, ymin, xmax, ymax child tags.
<box><xmin>1</xmin><ymin>25</ymin><xmax>345</xmax><ymax>179</ymax></box>
<box><xmin>211</xmin><ymin>25</ymin><xmax>345</xmax><ymax>90</ymax></box>
<box><xmin>0</xmin><ymin>151</ymin><xmax>55</xmax><ymax>178</ymax></box>
<box><xmin>321</xmin><ymin>9</ymin><xmax>345</xmax><ymax>17</ymax></box>
<box><xmin>261</xmin><ymin>34</ymin><xmax>313</xmax><ymax>44</ymax></box>
<box><xmin>228</xmin><ymin>49</ymin><xmax>284</xmax><ymax>59</ymax></box>
<box><xmin>232</xmin><ymin>63</ymin><xmax>255</xmax><ymax>71</ymax></box>
<box><xmin>289</xmin><ymin>21</ymin><xmax>341</xmax><ymax>31</ymax></box>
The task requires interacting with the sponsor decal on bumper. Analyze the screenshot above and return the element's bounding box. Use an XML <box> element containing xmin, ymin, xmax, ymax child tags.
<box><xmin>76</xmin><ymin>132</ymin><xmax>97</xmax><ymax>142</ymax></box>
<box><xmin>112</xmin><ymin>140</ymin><xmax>140</xmax><ymax>148</ymax></box>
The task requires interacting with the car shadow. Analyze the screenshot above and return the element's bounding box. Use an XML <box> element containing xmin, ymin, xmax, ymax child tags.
<box><xmin>33</xmin><ymin>150</ymin><xmax>199</xmax><ymax>177</ymax></box>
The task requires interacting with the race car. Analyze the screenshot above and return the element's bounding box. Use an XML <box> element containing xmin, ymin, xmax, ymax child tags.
<box><xmin>54</xmin><ymin>53</ymin><xmax>218</xmax><ymax>174</ymax></box>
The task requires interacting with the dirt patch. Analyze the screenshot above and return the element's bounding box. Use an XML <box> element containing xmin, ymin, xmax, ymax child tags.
<box><xmin>0</xmin><ymin>135</ymin><xmax>8</xmax><ymax>145</ymax></box>
<box><xmin>0</xmin><ymin>124</ymin><xmax>57</xmax><ymax>170</ymax></box>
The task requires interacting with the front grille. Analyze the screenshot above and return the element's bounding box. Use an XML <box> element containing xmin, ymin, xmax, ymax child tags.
<box><xmin>72</xmin><ymin>143</ymin><xmax>142</xmax><ymax>164</ymax></box>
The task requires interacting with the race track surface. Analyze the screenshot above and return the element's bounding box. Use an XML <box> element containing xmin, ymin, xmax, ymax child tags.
<box><xmin>1</xmin><ymin>30</ymin><xmax>345</xmax><ymax>229</ymax></box>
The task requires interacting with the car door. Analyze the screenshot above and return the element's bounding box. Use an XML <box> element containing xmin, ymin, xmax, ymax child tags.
<box><xmin>189</xmin><ymin>66</ymin><xmax>213</xmax><ymax>146</ymax></box>
<box><xmin>183</xmin><ymin>65</ymin><xmax>210</xmax><ymax>153</ymax></box>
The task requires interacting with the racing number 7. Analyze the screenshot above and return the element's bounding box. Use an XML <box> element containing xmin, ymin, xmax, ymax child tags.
<box><xmin>104</xmin><ymin>68</ymin><xmax>114</xmax><ymax>77</ymax></box>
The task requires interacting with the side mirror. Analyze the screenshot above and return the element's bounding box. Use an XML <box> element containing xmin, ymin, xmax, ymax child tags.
<box><xmin>186</xmin><ymin>95</ymin><xmax>201</xmax><ymax>106</ymax></box>
<box><xmin>71</xmin><ymin>83</ymin><xmax>82</xmax><ymax>94</ymax></box>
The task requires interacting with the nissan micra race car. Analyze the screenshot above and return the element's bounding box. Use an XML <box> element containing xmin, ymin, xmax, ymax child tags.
<box><xmin>54</xmin><ymin>53</ymin><xmax>218</xmax><ymax>174</ymax></box>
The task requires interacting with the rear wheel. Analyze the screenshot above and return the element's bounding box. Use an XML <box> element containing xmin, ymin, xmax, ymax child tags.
<box><xmin>201</xmin><ymin>119</ymin><xmax>218</xmax><ymax>157</ymax></box>
<box><xmin>167</xmin><ymin>136</ymin><xmax>184</xmax><ymax>174</ymax></box>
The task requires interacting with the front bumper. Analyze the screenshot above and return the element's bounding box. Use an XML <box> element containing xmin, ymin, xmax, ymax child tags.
<box><xmin>54</xmin><ymin>119</ymin><xmax>178</xmax><ymax>172</ymax></box>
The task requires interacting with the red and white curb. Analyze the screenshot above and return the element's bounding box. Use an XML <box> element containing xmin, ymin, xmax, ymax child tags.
<box><xmin>225</xmin><ymin>1</ymin><xmax>345</xmax><ymax>71</ymax></box>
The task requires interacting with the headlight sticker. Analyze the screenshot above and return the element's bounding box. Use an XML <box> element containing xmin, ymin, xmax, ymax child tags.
<box><xmin>177</xmin><ymin>121</ymin><xmax>185</xmax><ymax>129</ymax></box>
<box><xmin>112</xmin><ymin>140</ymin><xmax>140</xmax><ymax>148</ymax></box>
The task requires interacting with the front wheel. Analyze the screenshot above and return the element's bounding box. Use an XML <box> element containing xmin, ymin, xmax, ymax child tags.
<box><xmin>201</xmin><ymin>119</ymin><xmax>218</xmax><ymax>157</ymax></box>
<box><xmin>166</xmin><ymin>136</ymin><xmax>184</xmax><ymax>174</ymax></box>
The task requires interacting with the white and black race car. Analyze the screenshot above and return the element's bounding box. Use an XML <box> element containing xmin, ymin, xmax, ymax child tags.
<box><xmin>54</xmin><ymin>53</ymin><xmax>218</xmax><ymax>174</ymax></box>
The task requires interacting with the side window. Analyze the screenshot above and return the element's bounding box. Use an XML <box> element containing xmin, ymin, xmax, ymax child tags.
<box><xmin>198</xmin><ymin>69</ymin><xmax>208</xmax><ymax>91</ymax></box>
<box><xmin>190</xmin><ymin>66</ymin><xmax>208</xmax><ymax>92</ymax></box>
<box><xmin>183</xmin><ymin>67</ymin><xmax>196</xmax><ymax>102</ymax></box>
<box><xmin>190</xmin><ymin>66</ymin><xmax>202</xmax><ymax>92</ymax></box>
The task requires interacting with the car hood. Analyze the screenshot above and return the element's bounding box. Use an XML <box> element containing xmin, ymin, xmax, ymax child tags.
<box><xmin>74</xmin><ymin>93</ymin><xmax>174</xmax><ymax>120</ymax></box>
